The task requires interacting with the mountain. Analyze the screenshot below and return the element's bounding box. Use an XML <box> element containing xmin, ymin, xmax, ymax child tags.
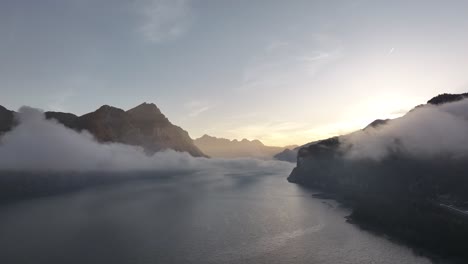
<box><xmin>287</xmin><ymin>93</ymin><xmax>468</xmax><ymax>260</ymax></box>
<box><xmin>427</xmin><ymin>92</ymin><xmax>468</xmax><ymax>105</ymax></box>
<box><xmin>274</xmin><ymin>144</ymin><xmax>311</xmax><ymax>162</ymax></box>
<box><xmin>125</xmin><ymin>103</ymin><xmax>206</xmax><ymax>156</ymax></box>
<box><xmin>0</xmin><ymin>105</ymin><xmax>15</xmax><ymax>135</ymax></box>
<box><xmin>194</xmin><ymin>134</ymin><xmax>295</xmax><ymax>159</ymax></box>
<box><xmin>273</xmin><ymin>147</ymin><xmax>298</xmax><ymax>162</ymax></box>
<box><xmin>0</xmin><ymin>103</ymin><xmax>206</xmax><ymax>157</ymax></box>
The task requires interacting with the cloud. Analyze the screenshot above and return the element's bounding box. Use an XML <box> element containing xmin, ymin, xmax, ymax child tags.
<box><xmin>0</xmin><ymin>107</ymin><xmax>292</xmax><ymax>173</ymax></box>
<box><xmin>297</xmin><ymin>51</ymin><xmax>331</xmax><ymax>62</ymax></box>
<box><xmin>240</xmin><ymin>37</ymin><xmax>342</xmax><ymax>92</ymax></box>
<box><xmin>265</xmin><ymin>41</ymin><xmax>289</xmax><ymax>53</ymax></box>
<box><xmin>138</xmin><ymin>0</ymin><xmax>193</xmax><ymax>43</ymax></box>
<box><xmin>341</xmin><ymin>98</ymin><xmax>468</xmax><ymax>160</ymax></box>
<box><xmin>185</xmin><ymin>100</ymin><xmax>215</xmax><ymax>117</ymax></box>
<box><xmin>47</xmin><ymin>88</ymin><xmax>75</xmax><ymax>112</ymax></box>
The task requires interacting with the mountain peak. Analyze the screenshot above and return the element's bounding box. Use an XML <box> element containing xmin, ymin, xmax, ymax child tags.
<box><xmin>126</xmin><ymin>102</ymin><xmax>168</xmax><ymax>123</ymax></box>
<box><xmin>0</xmin><ymin>105</ymin><xmax>15</xmax><ymax>134</ymax></box>
<box><xmin>96</xmin><ymin>105</ymin><xmax>125</xmax><ymax>114</ymax></box>
<box><xmin>251</xmin><ymin>139</ymin><xmax>264</xmax><ymax>146</ymax></box>
<box><xmin>0</xmin><ymin>105</ymin><xmax>9</xmax><ymax>112</ymax></box>
<box><xmin>364</xmin><ymin>119</ymin><xmax>389</xmax><ymax>130</ymax></box>
<box><xmin>200</xmin><ymin>134</ymin><xmax>215</xmax><ymax>140</ymax></box>
<box><xmin>129</xmin><ymin>102</ymin><xmax>161</xmax><ymax>112</ymax></box>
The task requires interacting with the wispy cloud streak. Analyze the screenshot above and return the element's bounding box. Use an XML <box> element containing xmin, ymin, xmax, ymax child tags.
<box><xmin>185</xmin><ymin>100</ymin><xmax>216</xmax><ymax>117</ymax></box>
<box><xmin>138</xmin><ymin>0</ymin><xmax>193</xmax><ymax>43</ymax></box>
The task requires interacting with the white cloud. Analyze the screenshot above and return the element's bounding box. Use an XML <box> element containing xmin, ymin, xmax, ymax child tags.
<box><xmin>342</xmin><ymin>98</ymin><xmax>468</xmax><ymax>160</ymax></box>
<box><xmin>265</xmin><ymin>41</ymin><xmax>289</xmax><ymax>53</ymax></box>
<box><xmin>0</xmin><ymin>107</ymin><xmax>293</xmax><ymax>173</ymax></box>
<box><xmin>297</xmin><ymin>51</ymin><xmax>331</xmax><ymax>62</ymax></box>
<box><xmin>185</xmin><ymin>100</ymin><xmax>215</xmax><ymax>117</ymax></box>
<box><xmin>138</xmin><ymin>0</ymin><xmax>193</xmax><ymax>43</ymax></box>
<box><xmin>240</xmin><ymin>36</ymin><xmax>342</xmax><ymax>92</ymax></box>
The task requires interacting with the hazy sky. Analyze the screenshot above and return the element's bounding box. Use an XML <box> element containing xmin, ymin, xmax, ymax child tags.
<box><xmin>1</xmin><ymin>0</ymin><xmax>468</xmax><ymax>146</ymax></box>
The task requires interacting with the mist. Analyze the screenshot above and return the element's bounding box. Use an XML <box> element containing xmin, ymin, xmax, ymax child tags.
<box><xmin>342</xmin><ymin>98</ymin><xmax>468</xmax><ymax>160</ymax></box>
<box><xmin>0</xmin><ymin>107</ymin><xmax>292</xmax><ymax>174</ymax></box>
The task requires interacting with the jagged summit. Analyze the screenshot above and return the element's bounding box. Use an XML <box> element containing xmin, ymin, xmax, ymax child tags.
<box><xmin>194</xmin><ymin>134</ymin><xmax>288</xmax><ymax>158</ymax></box>
<box><xmin>129</xmin><ymin>102</ymin><xmax>161</xmax><ymax>112</ymax></box>
<box><xmin>95</xmin><ymin>105</ymin><xmax>125</xmax><ymax>113</ymax></box>
<box><xmin>197</xmin><ymin>135</ymin><xmax>263</xmax><ymax>145</ymax></box>
<box><xmin>364</xmin><ymin>119</ymin><xmax>390</xmax><ymax>130</ymax></box>
<box><xmin>127</xmin><ymin>102</ymin><xmax>169</xmax><ymax>124</ymax></box>
<box><xmin>0</xmin><ymin>105</ymin><xmax>15</xmax><ymax>134</ymax></box>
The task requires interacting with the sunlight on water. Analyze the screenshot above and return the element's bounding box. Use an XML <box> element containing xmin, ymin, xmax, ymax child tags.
<box><xmin>0</xmin><ymin>167</ymin><xmax>430</xmax><ymax>264</ymax></box>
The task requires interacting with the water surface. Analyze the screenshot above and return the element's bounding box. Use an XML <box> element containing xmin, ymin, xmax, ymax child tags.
<box><xmin>0</xmin><ymin>166</ymin><xmax>431</xmax><ymax>264</ymax></box>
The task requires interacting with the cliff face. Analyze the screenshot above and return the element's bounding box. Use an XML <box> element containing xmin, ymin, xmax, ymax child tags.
<box><xmin>45</xmin><ymin>112</ymin><xmax>80</xmax><ymax>130</ymax></box>
<box><xmin>0</xmin><ymin>106</ymin><xmax>15</xmax><ymax>135</ymax></box>
<box><xmin>194</xmin><ymin>134</ymin><xmax>290</xmax><ymax>158</ymax></box>
<box><xmin>125</xmin><ymin>103</ymin><xmax>206</xmax><ymax>156</ymax></box>
<box><xmin>0</xmin><ymin>103</ymin><xmax>206</xmax><ymax>157</ymax></box>
<box><xmin>290</xmin><ymin>93</ymin><xmax>468</xmax><ymax>181</ymax></box>
<box><xmin>78</xmin><ymin>105</ymin><xmax>139</xmax><ymax>144</ymax></box>
<box><xmin>288</xmin><ymin>93</ymin><xmax>468</xmax><ymax>260</ymax></box>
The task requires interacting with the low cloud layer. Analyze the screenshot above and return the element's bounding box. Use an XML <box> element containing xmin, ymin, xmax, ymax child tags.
<box><xmin>342</xmin><ymin>98</ymin><xmax>468</xmax><ymax>160</ymax></box>
<box><xmin>0</xmin><ymin>107</ymin><xmax>292</xmax><ymax>173</ymax></box>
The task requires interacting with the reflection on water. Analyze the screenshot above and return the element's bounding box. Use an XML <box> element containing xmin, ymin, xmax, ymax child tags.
<box><xmin>0</xmin><ymin>167</ymin><xmax>430</xmax><ymax>264</ymax></box>
<box><xmin>208</xmin><ymin>223</ymin><xmax>325</xmax><ymax>262</ymax></box>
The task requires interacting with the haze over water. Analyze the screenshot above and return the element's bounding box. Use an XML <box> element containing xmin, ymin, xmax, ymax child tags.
<box><xmin>0</xmin><ymin>166</ymin><xmax>430</xmax><ymax>264</ymax></box>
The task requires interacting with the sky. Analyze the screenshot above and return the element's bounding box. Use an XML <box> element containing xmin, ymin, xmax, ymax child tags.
<box><xmin>1</xmin><ymin>0</ymin><xmax>468</xmax><ymax>146</ymax></box>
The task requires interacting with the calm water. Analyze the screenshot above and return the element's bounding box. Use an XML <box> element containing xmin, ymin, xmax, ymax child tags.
<box><xmin>0</xmin><ymin>165</ymin><xmax>431</xmax><ymax>264</ymax></box>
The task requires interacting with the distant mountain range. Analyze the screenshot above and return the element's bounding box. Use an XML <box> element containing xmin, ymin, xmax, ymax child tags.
<box><xmin>0</xmin><ymin>103</ymin><xmax>206</xmax><ymax>157</ymax></box>
<box><xmin>194</xmin><ymin>134</ymin><xmax>297</xmax><ymax>159</ymax></box>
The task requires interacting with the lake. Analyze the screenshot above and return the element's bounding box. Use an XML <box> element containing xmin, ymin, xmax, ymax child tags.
<box><xmin>0</xmin><ymin>164</ymin><xmax>431</xmax><ymax>264</ymax></box>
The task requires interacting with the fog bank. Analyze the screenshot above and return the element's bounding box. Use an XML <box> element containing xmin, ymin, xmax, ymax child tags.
<box><xmin>342</xmin><ymin>98</ymin><xmax>468</xmax><ymax>160</ymax></box>
<box><xmin>0</xmin><ymin>107</ymin><xmax>292</xmax><ymax>173</ymax></box>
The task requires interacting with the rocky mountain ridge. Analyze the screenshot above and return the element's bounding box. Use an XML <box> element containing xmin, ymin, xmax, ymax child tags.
<box><xmin>1</xmin><ymin>103</ymin><xmax>206</xmax><ymax>157</ymax></box>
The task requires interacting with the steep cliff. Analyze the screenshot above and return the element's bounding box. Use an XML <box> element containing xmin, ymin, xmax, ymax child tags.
<box><xmin>287</xmin><ymin>93</ymin><xmax>468</xmax><ymax>261</ymax></box>
<box><xmin>0</xmin><ymin>106</ymin><xmax>14</xmax><ymax>135</ymax></box>
<box><xmin>126</xmin><ymin>103</ymin><xmax>206</xmax><ymax>156</ymax></box>
<box><xmin>290</xmin><ymin>93</ymin><xmax>468</xmax><ymax>184</ymax></box>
